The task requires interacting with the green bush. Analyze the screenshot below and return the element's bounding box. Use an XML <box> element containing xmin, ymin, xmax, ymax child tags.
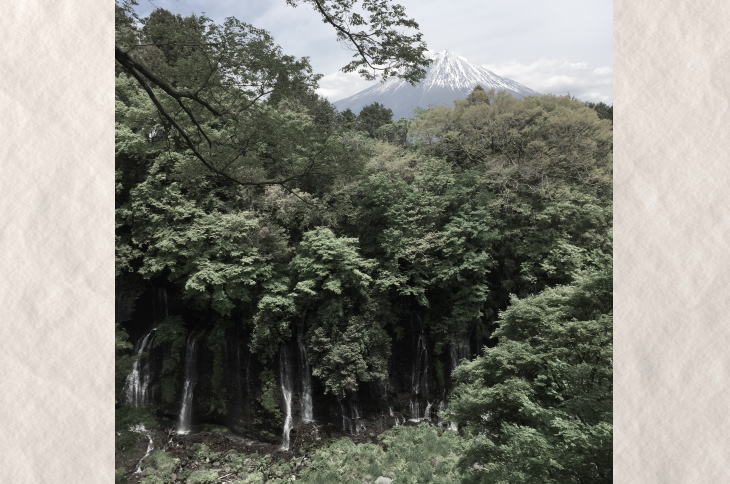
<box><xmin>298</xmin><ymin>424</ymin><xmax>466</xmax><ymax>483</ymax></box>
<box><xmin>186</xmin><ymin>469</ymin><xmax>219</xmax><ymax>483</ymax></box>
<box><xmin>115</xmin><ymin>467</ymin><xmax>127</xmax><ymax>483</ymax></box>
<box><xmin>140</xmin><ymin>450</ymin><xmax>179</xmax><ymax>484</ymax></box>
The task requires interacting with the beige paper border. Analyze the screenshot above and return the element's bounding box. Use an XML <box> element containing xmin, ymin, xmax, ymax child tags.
<box><xmin>1</xmin><ymin>1</ymin><xmax>729</xmax><ymax>482</ymax></box>
<box><xmin>614</xmin><ymin>1</ymin><xmax>730</xmax><ymax>482</ymax></box>
<box><xmin>0</xmin><ymin>1</ymin><xmax>115</xmax><ymax>482</ymax></box>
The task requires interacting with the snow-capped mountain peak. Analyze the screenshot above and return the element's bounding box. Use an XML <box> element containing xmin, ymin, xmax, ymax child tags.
<box><xmin>334</xmin><ymin>50</ymin><xmax>537</xmax><ymax>118</ymax></box>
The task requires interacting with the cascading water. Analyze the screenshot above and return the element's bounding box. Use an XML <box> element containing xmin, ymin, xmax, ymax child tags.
<box><xmin>411</xmin><ymin>331</ymin><xmax>429</xmax><ymax>396</ymax></box>
<box><xmin>437</xmin><ymin>400</ymin><xmax>446</xmax><ymax>425</ymax></box>
<box><xmin>124</xmin><ymin>328</ymin><xmax>156</xmax><ymax>407</ymax></box>
<box><xmin>424</xmin><ymin>401</ymin><xmax>432</xmax><ymax>420</ymax></box>
<box><xmin>297</xmin><ymin>331</ymin><xmax>314</xmax><ymax>423</ymax></box>
<box><xmin>436</xmin><ymin>399</ymin><xmax>458</xmax><ymax>431</ymax></box>
<box><xmin>131</xmin><ymin>424</ymin><xmax>154</xmax><ymax>474</ymax></box>
<box><xmin>388</xmin><ymin>406</ymin><xmax>404</xmax><ymax>426</ymax></box>
<box><xmin>339</xmin><ymin>400</ymin><xmax>364</xmax><ymax>435</ymax></box>
<box><xmin>409</xmin><ymin>331</ymin><xmax>429</xmax><ymax>420</ymax></box>
<box><xmin>339</xmin><ymin>401</ymin><xmax>350</xmax><ymax>433</ymax></box>
<box><xmin>408</xmin><ymin>400</ymin><xmax>432</xmax><ymax>423</ymax></box>
<box><xmin>176</xmin><ymin>332</ymin><xmax>201</xmax><ymax>435</ymax></box>
<box><xmin>409</xmin><ymin>400</ymin><xmax>420</xmax><ymax>422</ymax></box>
<box><xmin>351</xmin><ymin>402</ymin><xmax>367</xmax><ymax>435</ymax></box>
<box><xmin>279</xmin><ymin>347</ymin><xmax>294</xmax><ymax>451</ymax></box>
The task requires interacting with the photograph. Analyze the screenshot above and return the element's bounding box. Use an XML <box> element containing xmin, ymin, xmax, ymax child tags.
<box><xmin>114</xmin><ymin>0</ymin><xmax>613</xmax><ymax>482</ymax></box>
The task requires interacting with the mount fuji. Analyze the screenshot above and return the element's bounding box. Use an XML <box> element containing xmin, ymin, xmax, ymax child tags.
<box><xmin>333</xmin><ymin>50</ymin><xmax>538</xmax><ymax>119</ymax></box>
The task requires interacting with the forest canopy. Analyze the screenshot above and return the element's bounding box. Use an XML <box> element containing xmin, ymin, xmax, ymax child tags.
<box><xmin>116</xmin><ymin>3</ymin><xmax>612</xmax><ymax>483</ymax></box>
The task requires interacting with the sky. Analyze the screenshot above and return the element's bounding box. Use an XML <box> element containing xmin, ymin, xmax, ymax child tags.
<box><xmin>134</xmin><ymin>0</ymin><xmax>613</xmax><ymax>103</ymax></box>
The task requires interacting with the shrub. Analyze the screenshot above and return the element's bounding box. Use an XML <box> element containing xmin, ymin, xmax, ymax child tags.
<box><xmin>186</xmin><ymin>469</ymin><xmax>219</xmax><ymax>484</ymax></box>
<box><xmin>298</xmin><ymin>425</ymin><xmax>466</xmax><ymax>483</ymax></box>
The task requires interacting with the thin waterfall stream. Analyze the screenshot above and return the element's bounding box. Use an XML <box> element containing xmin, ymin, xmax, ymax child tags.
<box><xmin>409</xmin><ymin>330</ymin><xmax>429</xmax><ymax>420</ymax></box>
<box><xmin>279</xmin><ymin>347</ymin><xmax>294</xmax><ymax>451</ymax></box>
<box><xmin>131</xmin><ymin>424</ymin><xmax>154</xmax><ymax>474</ymax></box>
<box><xmin>297</xmin><ymin>331</ymin><xmax>314</xmax><ymax>423</ymax></box>
<box><xmin>124</xmin><ymin>328</ymin><xmax>156</xmax><ymax>407</ymax></box>
<box><xmin>176</xmin><ymin>331</ymin><xmax>201</xmax><ymax>435</ymax></box>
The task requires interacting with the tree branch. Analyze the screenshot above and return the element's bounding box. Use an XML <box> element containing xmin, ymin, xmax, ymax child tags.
<box><xmin>116</xmin><ymin>46</ymin><xmax>221</xmax><ymax>116</ymax></box>
<box><xmin>310</xmin><ymin>0</ymin><xmax>383</xmax><ymax>72</ymax></box>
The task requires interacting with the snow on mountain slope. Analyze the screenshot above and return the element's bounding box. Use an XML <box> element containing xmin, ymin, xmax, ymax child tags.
<box><xmin>333</xmin><ymin>50</ymin><xmax>538</xmax><ymax>119</ymax></box>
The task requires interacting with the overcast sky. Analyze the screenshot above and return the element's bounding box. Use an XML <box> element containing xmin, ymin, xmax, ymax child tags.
<box><xmin>134</xmin><ymin>0</ymin><xmax>613</xmax><ymax>103</ymax></box>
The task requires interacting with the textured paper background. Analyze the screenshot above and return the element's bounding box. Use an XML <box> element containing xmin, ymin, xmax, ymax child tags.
<box><xmin>1</xmin><ymin>1</ymin><xmax>728</xmax><ymax>482</ymax></box>
<box><xmin>0</xmin><ymin>1</ymin><xmax>115</xmax><ymax>483</ymax></box>
<box><xmin>614</xmin><ymin>1</ymin><xmax>730</xmax><ymax>482</ymax></box>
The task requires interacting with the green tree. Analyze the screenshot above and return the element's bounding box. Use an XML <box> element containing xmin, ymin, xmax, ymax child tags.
<box><xmin>465</xmin><ymin>85</ymin><xmax>491</xmax><ymax>105</ymax></box>
<box><xmin>115</xmin><ymin>0</ymin><xmax>430</xmax><ymax>187</ymax></box>
<box><xmin>585</xmin><ymin>101</ymin><xmax>613</xmax><ymax>121</ymax></box>
<box><xmin>357</xmin><ymin>102</ymin><xmax>394</xmax><ymax>137</ymax></box>
<box><xmin>252</xmin><ymin>227</ymin><xmax>389</xmax><ymax>397</ymax></box>
<box><xmin>291</xmin><ymin>228</ymin><xmax>388</xmax><ymax>397</ymax></box>
<box><xmin>338</xmin><ymin>108</ymin><xmax>358</xmax><ymax>129</ymax></box>
<box><xmin>375</xmin><ymin>118</ymin><xmax>410</xmax><ymax>145</ymax></box>
<box><xmin>449</xmin><ymin>268</ymin><xmax>612</xmax><ymax>483</ymax></box>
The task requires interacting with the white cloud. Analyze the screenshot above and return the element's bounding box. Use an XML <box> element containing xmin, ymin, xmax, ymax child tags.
<box><xmin>485</xmin><ymin>59</ymin><xmax>613</xmax><ymax>103</ymax></box>
<box><xmin>135</xmin><ymin>1</ymin><xmax>612</xmax><ymax>105</ymax></box>
<box><xmin>318</xmin><ymin>59</ymin><xmax>613</xmax><ymax>105</ymax></box>
<box><xmin>316</xmin><ymin>71</ymin><xmax>374</xmax><ymax>102</ymax></box>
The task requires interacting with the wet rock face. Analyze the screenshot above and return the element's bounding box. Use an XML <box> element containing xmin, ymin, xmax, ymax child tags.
<box><xmin>123</xmin><ymin>331</ymin><xmax>458</xmax><ymax>440</ymax></box>
<box><xmin>120</xmin><ymin>287</ymin><xmax>473</xmax><ymax>443</ymax></box>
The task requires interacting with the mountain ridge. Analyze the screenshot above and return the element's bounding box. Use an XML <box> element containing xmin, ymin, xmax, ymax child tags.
<box><xmin>334</xmin><ymin>50</ymin><xmax>538</xmax><ymax>119</ymax></box>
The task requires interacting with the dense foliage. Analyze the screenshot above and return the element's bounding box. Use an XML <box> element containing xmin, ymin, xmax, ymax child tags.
<box><xmin>123</xmin><ymin>426</ymin><xmax>465</xmax><ymax>483</ymax></box>
<box><xmin>450</xmin><ymin>269</ymin><xmax>612</xmax><ymax>483</ymax></box>
<box><xmin>116</xmin><ymin>4</ymin><xmax>612</xmax><ymax>482</ymax></box>
<box><xmin>299</xmin><ymin>425</ymin><xmax>467</xmax><ymax>483</ymax></box>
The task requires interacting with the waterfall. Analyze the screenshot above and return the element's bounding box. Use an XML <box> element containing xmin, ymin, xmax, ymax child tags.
<box><xmin>437</xmin><ymin>400</ymin><xmax>446</xmax><ymax>425</ymax></box>
<box><xmin>176</xmin><ymin>332</ymin><xmax>201</xmax><ymax>435</ymax></box>
<box><xmin>411</xmin><ymin>331</ymin><xmax>429</xmax><ymax>397</ymax></box>
<box><xmin>131</xmin><ymin>424</ymin><xmax>154</xmax><ymax>474</ymax></box>
<box><xmin>436</xmin><ymin>399</ymin><xmax>458</xmax><ymax>431</ymax></box>
<box><xmin>124</xmin><ymin>328</ymin><xmax>156</xmax><ymax>407</ymax></box>
<box><xmin>409</xmin><ymin>399</ymin><xmax>419</xmax><ymax>421</ymax></box>
<box><xmin>407</xmin><ymin>331</ymin><xmax>429</xmax><ymax>421</ymax></box>
<box><xmin>279</xmin><ymin>347</ymin><xmax>294</xmax><ymax>451</ymax></box>
<box><xmin>408</xmin><ymin>399</ymin><xmax>432</xmax><ymax>422</ymax></box>
<box><xmin>389</xmin><ymin>406</ymin><xmax>404</xmax><ymax>426</ymax></box>
<box><xmin>339</xmin><ymin>401</ymin><xmax>350</xmax><ymax>433</ymax></box>
<box><xmin>297</xmin><ymin>331</ymin><xmax>314</xmax><ymax>423</ymax></box>
<box><xmin>339</xmin><ymin>400</ymin><xmax>364</xmax><ymax>435</ymax></box>
<box><xmin>351</xmin><ymin>401</ymin><xmax>367</xmax><ymax>435</ymax></box>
